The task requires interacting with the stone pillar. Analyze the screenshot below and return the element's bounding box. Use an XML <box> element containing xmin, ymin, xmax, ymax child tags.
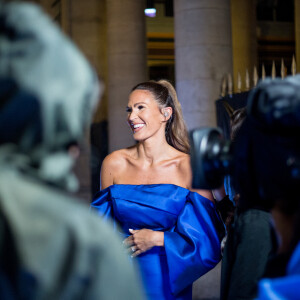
<box><xmin>174</xmin><ymin>0</ymin><xmax>233</xmax><ymax>129</ymax></box>
<box><xmin>61</xmin><ymin>0</ymin><xmax>106</xmax><ymax>201</ymax></box>
<box><xmin>107</xmin><ymin>0</ymin><xmax>147</xmax><ymax>152</ymax></box>
<box><xmin>295</xmin><ymin>0</ymin><xmax>300</xmax><ymax>72</ymax></box>
<box><xmin>174</xmin><ymin>1</ymin><xmax>232</xmax><ymax>299</ymax></box>
<box><xmin>231</xmin><ymin>0</ymin><xmax>257</xmax><ymax>92</ymax></box>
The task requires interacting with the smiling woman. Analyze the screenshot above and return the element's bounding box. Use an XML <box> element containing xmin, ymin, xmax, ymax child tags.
<box><xmin>129</xmin><ymin>80</ymin><xmax>190</xmax><ymax>154</ymax></box>
<box><xmin>91</xmin><ymin>80</ymin><xmax>224</xmax><ymax>300</ymax></box>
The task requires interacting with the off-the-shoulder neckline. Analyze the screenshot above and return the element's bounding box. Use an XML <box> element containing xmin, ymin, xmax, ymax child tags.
<box><xmin>103</xmin><ymin>183</ymin><xmax>190</xmax><ymax>191</ymax></box>
<box><xmin>97</xmin><ymin>184</ymin><xmax>214</xmax><ymax>204</ymax></box>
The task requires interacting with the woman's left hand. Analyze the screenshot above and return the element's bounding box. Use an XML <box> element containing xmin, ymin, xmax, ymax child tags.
<box><xmin>123</xmin><ymin>229</ymin><xmax>164</xmax><ymax>257</ymax></box>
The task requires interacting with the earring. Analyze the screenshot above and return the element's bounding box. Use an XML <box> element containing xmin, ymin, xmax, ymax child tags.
<box><xmin>164</xmin><ymin>112</ymin><xmax>168</xmax><ymax>117</ymax></box>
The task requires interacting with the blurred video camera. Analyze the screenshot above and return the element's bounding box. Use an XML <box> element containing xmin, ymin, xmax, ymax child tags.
<box><xmin>190</xmin><ymin>76</ymin><xmax>300</xmax><ymax>192</ymax></box>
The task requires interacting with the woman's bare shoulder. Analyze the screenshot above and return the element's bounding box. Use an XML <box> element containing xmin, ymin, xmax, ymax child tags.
<box><xmin>103</xmin><ymin>146</ymin><xmax>138</xmax><ymax>169</ymax></box>
<box><xmin>102</xmin><ymin>148</ymin><xmax>132</xmax><ymax>169</ymax></box>
<box><xmin>100</xmin><ymin>148</ymin><xmax>135</xmax><ymax>189</ymax></box>
<box><xmin>167</xmin><ymin>151</ymin><xmax>191</xmax><ymax>185</ymax></box>
<box><xmin>177</xmin><ymin>152</ymin><xmax>191</xmax><ymax>172</ymax></box>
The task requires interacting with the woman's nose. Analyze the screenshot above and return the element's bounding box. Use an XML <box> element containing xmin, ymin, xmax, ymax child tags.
<box><xmin>128</xmin><ymin>110</ymin><xmax>137</xmax><ymax>121</ymax></box>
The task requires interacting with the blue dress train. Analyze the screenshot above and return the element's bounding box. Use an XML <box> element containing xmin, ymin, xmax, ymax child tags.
<box><xmin>91</xmin><ymin>184</ymin><xmax>223</xmax><ymax>300</ymax></box>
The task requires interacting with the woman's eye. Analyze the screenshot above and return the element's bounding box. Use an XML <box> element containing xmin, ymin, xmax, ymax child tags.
<box><xmin>138</xmin><ymin>105</ymin><xmax>144</xmax><ymax>110</ymax></box>
<box><xmin>126</xmin><ymin>107</ymin><xmax>132</xmax><ymax>113</ymax></box>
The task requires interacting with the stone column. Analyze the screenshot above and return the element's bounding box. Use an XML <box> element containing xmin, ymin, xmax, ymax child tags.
<box><xmin>174</xmin><ymin>0</ymin><xmax>233</xmax><ymax>129</ymax></box>
<box><xmin>231</xmin><ymin>0</ymin><xmax>257</xmax><ymax>92</ymax></box>
<box><xmin>174</xmin><ymin>1</ymin><xmax>232</xmax><ymax>298</ymax></box>
<box><xmin>107</xmin><ymin>0</ymin><xmax>147</xmax><ymax>152</ymax></box>
<box><xmin>61</xmin><ymin>0</ymin><xmax>106</xmax><ymax>201</ymax></box>
<box><xmin>295</xmin><ymin>0</ymin><xmax>300</xmax><ymax>72</ymax></box>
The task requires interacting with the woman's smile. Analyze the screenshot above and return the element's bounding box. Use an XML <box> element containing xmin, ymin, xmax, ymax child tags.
<box><xmin>130</xmin><ymin>122</ymin><xmax>145</xmax><ymax>133</ymax></box>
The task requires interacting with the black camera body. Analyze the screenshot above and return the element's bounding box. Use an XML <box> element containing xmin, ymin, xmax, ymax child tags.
<box><xmin>190</xmin><ymin>127</ymin><xmax>232</xmax><ymax>190</ymax></box>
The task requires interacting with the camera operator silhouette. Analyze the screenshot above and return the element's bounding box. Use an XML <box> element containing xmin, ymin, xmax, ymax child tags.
<box><xmin>190</xmin><ymin>75</ymin><xmax>300</xmax><ymax>300</ymax></box>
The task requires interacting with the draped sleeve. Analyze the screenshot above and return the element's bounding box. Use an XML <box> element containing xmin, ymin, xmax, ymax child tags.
<box><xmin>164</xmin><ymin>191</ymin><xmax>224</xmax><ymax>295</ymax></box>
<box><xmin>90</xmin><ymin>187</ymin><xmax>113</xmax><ymax>221</ymax></box>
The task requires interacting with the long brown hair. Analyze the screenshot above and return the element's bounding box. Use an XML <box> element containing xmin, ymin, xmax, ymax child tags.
<box><xmin>131</xmin><ymin>80</ymin><xmax>190</xmax><ymax>154</ymax></box>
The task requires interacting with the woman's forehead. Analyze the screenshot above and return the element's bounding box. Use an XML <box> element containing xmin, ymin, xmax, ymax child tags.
<box><xmin>128</xmin><ymin>89</ymin><xmax>157</xmax><ymax>105</ymax></box>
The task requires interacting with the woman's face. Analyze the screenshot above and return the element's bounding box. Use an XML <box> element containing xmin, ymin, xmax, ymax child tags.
<box><xmin>127</xmin><ymin>89</ymin><xmax>165</xmax><ymax>141</ymax></box>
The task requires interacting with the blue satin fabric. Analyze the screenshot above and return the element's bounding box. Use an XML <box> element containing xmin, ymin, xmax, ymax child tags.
<box><xmin>91</xmin><ymin>184</ymin><xmax>223</xmax><ymax>300</ymax></box>
<box><xmin>256</xmin><ymin>242</ymin><xmax>300</xmax><ymax>300</ymax></box>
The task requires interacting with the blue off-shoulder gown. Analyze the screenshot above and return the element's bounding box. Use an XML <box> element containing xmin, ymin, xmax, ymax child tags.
<box><xmin>91</xmin><ymin>184</ymin><xmax>223</xmax><ymax>300</ymax></box>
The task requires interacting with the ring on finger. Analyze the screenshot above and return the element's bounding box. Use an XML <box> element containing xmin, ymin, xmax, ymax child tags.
<box><xmin>131</xmin><ymin>246</ymin><xmax>136</xmax><ymax>252</ymax></box>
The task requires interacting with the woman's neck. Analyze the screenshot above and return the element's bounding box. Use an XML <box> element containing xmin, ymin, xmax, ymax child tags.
<box><xmin>136</xmin><ymin>137</ymin><xmax>172</xmax><ymax>165</ymax></box>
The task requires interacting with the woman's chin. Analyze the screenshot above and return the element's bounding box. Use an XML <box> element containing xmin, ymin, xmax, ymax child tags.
<box><xmin>132</xmin><ymin>133</ymin><xmax>146</xmax><ymax>142</ymax></box>
<box><xmin>133</xmin><ymin>137</ymin><xmax>145</xmax><ymax>142</ymax></box>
